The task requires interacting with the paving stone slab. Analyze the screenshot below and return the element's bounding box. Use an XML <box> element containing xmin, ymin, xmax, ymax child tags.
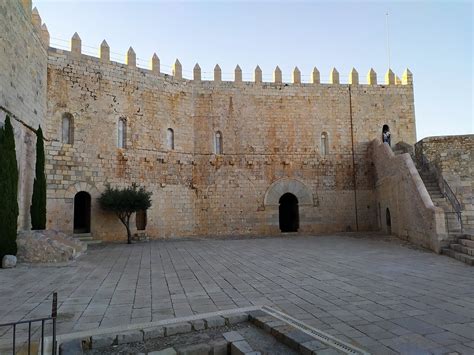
<box><xmin>230</xmin><ymin>340</ymin><xmax>254</xmax><ymax>355</ymax></box>
<box><xmin>299</xmin><ymin>339</ymin><xmax>329</xmax><ymax>355</ymax></box>
<box><xmin>223</xmin><ymin>331</ymin><xmax>244</xmax><ymax>343</ymax></box>
<box><xmin>176</xmin><ymin>343</ymin><xmax>211</xmax><ymax>355</ymax></box>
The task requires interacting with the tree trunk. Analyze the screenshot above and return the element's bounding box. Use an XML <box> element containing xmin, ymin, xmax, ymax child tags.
<box><xmin>126</xmin><ymin>214</ymin><xmax>132</xmax><ymax>244</ymax></box>
<box><xmin>118</xmin><ymin>213</ymin><xmax>133</xmax><ymax>244</ymax></box>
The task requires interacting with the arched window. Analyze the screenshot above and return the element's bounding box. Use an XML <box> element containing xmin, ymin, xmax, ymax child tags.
<box><xmin>382</xmin><ymin>124</ymin><xmax>391</xmax><ymax>146</ymax></box>
<box><xmin>167</xmin><ymin>128</ymin><xmax>174</xmax><ymax>150</ymax></box>
<box><xmin>215</xmin><ymin>131</ymin><xmax>223</xmax><ymax>155</ymax></box>
<box><xmin>62</xmin><ymin>113</ymin><xmax>74</xmax><ymax>144</ymax></box>
<box><xmin>321</xmin><ymin>132</ymin><xmax>328</xmax><ymax>156</ymax></box>
<box><xmin>117</xmin><ymin>118</ymin><xmax>126</xmax><ymax>148</ymax></box>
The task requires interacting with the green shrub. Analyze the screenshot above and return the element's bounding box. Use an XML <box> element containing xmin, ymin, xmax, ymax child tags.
<box><xmin>31</xmin><ymin>126</ymin><xmax>46</xmax><ymax>230</ymax></box>
<box><xmin>0</xmin><ymin>116</ymin><xmax>19</xmax><ymax>260</ymax></box>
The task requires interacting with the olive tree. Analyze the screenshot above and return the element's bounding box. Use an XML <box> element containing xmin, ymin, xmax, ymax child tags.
<box><xmin>98</xmin><ymin>184</ymin><xmax>152</xmax><ymax>244</ymax></box>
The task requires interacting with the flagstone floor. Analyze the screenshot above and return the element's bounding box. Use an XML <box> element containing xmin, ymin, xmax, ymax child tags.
<box><xmin>1</xmin><ymin>233</ymin><xmax>474</xmax><ymax>354</ymax></box>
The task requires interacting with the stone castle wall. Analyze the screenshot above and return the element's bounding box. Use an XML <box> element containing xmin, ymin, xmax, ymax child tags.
<box><xmin>44</xmin><ymin>44</ymin><xmax>416</xmax><ymax>241</ymax></box>
<box><xmin>415</xmin><ymin>135</ymin><xmax>474</xmax><ymax>230</ymax></box>
<box><xmin>0</xmin><ymin>0</ymin><xmax>48</xmax><ymax>230</ymax></box>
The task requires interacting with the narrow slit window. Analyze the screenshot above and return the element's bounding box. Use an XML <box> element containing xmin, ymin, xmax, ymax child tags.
<box><xmin>167</xmin><ymin>128</ymin><xmax>174</xmax><ymax>150</ymax></box>
<box><xmin>215</xmin><ymin>131</ymin><xmax>223</xmax><ymax>154</ymax></box>
<box><xmin>62</xmin><ymin>113</ymin><xmax>74</xmax><ymax>144</ymax></box>
<box><xmin>321</xmin><ymin>132</ymin><xmax>328</xmax><ymax>156</ymax></box>
<box><xmin>118</xmin><ymin>118</ymin><xmax>126</xmax><ymax>148</ymax></box>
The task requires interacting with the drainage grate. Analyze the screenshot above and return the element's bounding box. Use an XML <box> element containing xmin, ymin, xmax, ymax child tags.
<box><xmin>262</xmin><ymin>305</ymin><xmax>371</xmax><ymax>355</ymax></box>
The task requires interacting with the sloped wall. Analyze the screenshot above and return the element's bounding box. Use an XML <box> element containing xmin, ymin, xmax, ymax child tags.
<box><xmin>372</xmin><ymin>140</ymin><xmax>447</xmax><ymax>252</ymax></box>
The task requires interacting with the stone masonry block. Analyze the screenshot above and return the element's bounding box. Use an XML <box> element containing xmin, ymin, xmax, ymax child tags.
<box><xmin>300</xmin><ymin>340</ymin><xmax>329</xmax><ymax>355</ymax></box>
<box><xmin>165</xmin><ymin>322</ymin><xmax>192</xmax><ymax>336</ymax></box>
<box><xmin>149</xmin><ymin>348</ymin><xmax>178</xmax><ymax>355</ymax></box>
<box><xmin>91</xmin><ymin>334</ymin><xmax>117</xmax><ymax>348</ymax></box>
<box><xmin>223</xmin><ymin>331</ymin><xmax>244</xmax><ymax>343</ymax></box>
<box><xmin>224</xmin><ymin>313</ymin><xmax>248</xmax><ymax>325</ymax></box>
<box><xmin>143</xmin><ymin>326</ymin><xmax>165</xmax><ymax>340</ymax></box>
<box><xmin>210</xmin><ymin>339</ymin><xmax>229</xmax><ymax>355</ymax></box>
<box><xmin>191</xmin><ymin>319</ymin><xmax>205</xmax><ymax>331</ymax></box>
<box><xmin>176</xmin><ymin>343</ymin><xmax>211</xmax><ymax>355</ymax></box>
<box><xmin>117</xmin><ymin>330</ymin><xmax>143</xmax><ymax>344</ymax></box>
<box><xmin>204</xmin><ymin>316</ymin><xmax>225</xmax><ymax>328</ymax></box>
<box><xmin>230</xmin><ymin>340</ymin><xmax>254</xmax><ymax>355</ymax></box>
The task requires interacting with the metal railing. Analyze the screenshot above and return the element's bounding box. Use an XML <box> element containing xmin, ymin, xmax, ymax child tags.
<box><xmin>0</xmin><ymin>292</ymin><xmax>57</xmax><ymax>355</ymax></box>
<box><xmin>418</xmin><ymin>153</ymin><xmax>463</xmax><ymax>233</ymax></box>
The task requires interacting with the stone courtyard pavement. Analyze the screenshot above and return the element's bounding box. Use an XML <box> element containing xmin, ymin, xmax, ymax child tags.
<box><xmin>1</xmin><ymin>233</ymin><xmax>474</xmax><ymax>354</ymax></box>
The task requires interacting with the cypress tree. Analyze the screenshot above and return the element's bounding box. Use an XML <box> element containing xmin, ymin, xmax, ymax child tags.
<box><xmin>31</xmin><ymin>125</ymin><xmax>46</xmax><ymax>230</ymax></box>
<box><xmin>0</xmin><ymin>116</ymin><xmax>19</xmax><ymax>260</ymax></box>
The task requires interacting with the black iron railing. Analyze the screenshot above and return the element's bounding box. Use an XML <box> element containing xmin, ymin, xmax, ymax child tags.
<box><xmin>0</xmin><ymin>292</ymin><xmax>57</xmax><ymax>355</ymax></box>
<box><xmin>418</xmin><ymin>153</ymin><xmax>463</xmax><ymax>233</ymax></box>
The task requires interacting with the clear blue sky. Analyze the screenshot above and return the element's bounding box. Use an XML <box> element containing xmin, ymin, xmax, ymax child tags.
<box><xmin>34</xmin><ymin>0</ymin><xmax>473</xmax><ymax>140</ymax></box>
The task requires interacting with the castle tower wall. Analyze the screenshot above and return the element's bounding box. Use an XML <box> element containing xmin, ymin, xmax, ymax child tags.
<box><xmin>0</xmin><ymin>0</ymin><xmax>48</xmax><ymax>230</ymax></box>
<box><xmin>44</xmin><ymin>46</ymin><xmax>416</xmax><ymax>240</ymax></box>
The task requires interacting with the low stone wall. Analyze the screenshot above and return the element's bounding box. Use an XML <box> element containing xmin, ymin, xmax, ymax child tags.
<box><xmin>415</xmin><ymin>135</ymin><xmax>474</xmax><ymax>231</ymax></box>
<box><xmin>371</xmin><ymin>140</ymin><xmax>447</xmax><ymax>252</ymax></box>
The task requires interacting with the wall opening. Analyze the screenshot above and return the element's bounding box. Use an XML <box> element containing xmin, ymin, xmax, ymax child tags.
<box><xmin>321</xmin><ymin>132</ymin><xmax>329</xmax><ymax>156</ymax></box>
<box><xmin>74</xmin><ymin>191</ymin><xmax>91</xmax><ymax>234</ymax></box>
<box><xmin>167</xmin><ymin>128</ymin><xmax>174</xmax><ymax>150</ymax></box>
<box><xmin>62</xmin><ymin>113</ymin><xmax>74</xmax><ymax>144</ymax></box>
<box><xmin>279</xmin><ymin>193</ymin><xmax>299</xmax><ymax>232</ymax></box>
<box><xmin>382</xmin><ymin>124</ymin><xmax>391</xmax><ymax>146</ymax></box>
<box><xmin>117</xmin><ymin>118</ymin><xmax>126</xmax><ymax>148</ymax></box>
<box><xmin>136</xmin><ymin>210</ymin><xmax>147</xmax><ymax>231</ymax></box>
<box><xmin>215</xmin><ymin>131</ymin><xmax>223</xmax><ymax>154</ymax></box>
<box><xmin>386</xmin><ymin>207</ymin><xmax>391</xmax><ymax>235</ymax></box>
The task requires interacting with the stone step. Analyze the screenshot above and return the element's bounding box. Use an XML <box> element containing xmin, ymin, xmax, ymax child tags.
<box><xmin>459</xmin><ymin>238</ymin><xmax>474</xmax><ymax>248</ymax></box>
<box><xmin>450</xmin><ymin>243</ymin><xmax>474</xmax><ymax>256</ymax></box>
<box><xmin>441</xmin><ymin>248</ymin><xmax>474</xmax><ymax>266</ymax></box>
<box><xmin>74</xmin><ymin>233</ymin><xmax>91</xmax><ymax>238</ymax></box>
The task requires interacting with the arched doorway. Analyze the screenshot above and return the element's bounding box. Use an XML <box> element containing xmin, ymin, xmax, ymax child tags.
<box><xmin>74</xmin><ymin>191</ymin><xmax>91</xmax><ymax>234</ymax></box>
<box><xmin>386</xmin><ymin>208</ymin><xmax>391</xmax><ymax>235</ymax></box>
<box><xmin>279</xmin><ymin>193</ymin><xmax>299</xmax><ymax>232</ymax></box>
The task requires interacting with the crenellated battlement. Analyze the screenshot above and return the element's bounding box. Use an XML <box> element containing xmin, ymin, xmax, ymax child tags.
<box><xmin>50</xmin><ymin>31</ymin><xmax>413</xmax><ymax>87</ymax></box>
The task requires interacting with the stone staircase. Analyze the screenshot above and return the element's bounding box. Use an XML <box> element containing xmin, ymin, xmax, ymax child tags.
<box><xmin>73</xmin><ymin>233</ymin><xmax>102</xmax><ymax>246</ymax></box>
<box><xmin>417</xmin><ymin>169</ymin><xmax>472</xmax><ymax>265</ymax></box>
<box><xmin>441</xmin><ymin>234</ymin><xmax>474</xmax><ymax>266</ymax></box>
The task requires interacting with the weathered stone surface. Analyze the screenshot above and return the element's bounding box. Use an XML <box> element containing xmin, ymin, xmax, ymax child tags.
<box><xmin>2</xmin><ymin>255</ymin><xmax>17</xmax><ymax>268</ymax></box>
<box><xmin>204</xmin><ymin>316</ymin><xmax>225</xmax><ymax>328</ymax></box>
<box><xmin>165</xmin><ymin>322</ymin><xmax>192</xmax><ymax>336</ymax></box>
<box><xmin>149</xmin><ymin>348</ymin><xmax>177</xmax><ymax>355</ymax></box>
<box><xmin>16</xmin><ymin>230</ymin><xmax>86</xmax><ymax>263</ymax></box>
<box><xmin>209</xmin><ymin>339</ymin><xmax>228</xmax><ymax>355</ymax></box>
<box><xmin>224</xmin><ymin>313</ymin><xmax>248</xmax><ymax>325</ymax></box>
<box><xmin>231</xmin><ymin>340</ymin><xmax>254</xmax><ymax>354</ymax></box>
<box><xmin>300</xmin><ymin>340</ymin><xmax>328</xmax><ymax>355</ymax></box>
<box><xmin>91</xmin><ymin>334</ymin><xmax>116</xmax><ymax>348</ymax></box>
<box><xmin>143</xmin><ymin>326</ymin><xmax>165</xmax><ymax>340</ymax></box>
<box><xmin>191</xmin><ymin>319</ymin><xmax>205</xmax><ymax>331</ymax></box>
<box><xmin>59</xmin><ymin>339</ymin><xmax>83</xmax><ymax>354</ymax></box>
<box><xmin>176</xmin><ymin>343</ymin><xmax>210</xmax><ymax>355</ymax></box>
<box><xmin>223</xmin><ymin>331</ymin><xmax>244</xmax><ymax>343</ymax></box>
<box><xmin>117</xmin><ymin>330</ymin><xmax>143</xmax><ymax>344</ymax></box>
